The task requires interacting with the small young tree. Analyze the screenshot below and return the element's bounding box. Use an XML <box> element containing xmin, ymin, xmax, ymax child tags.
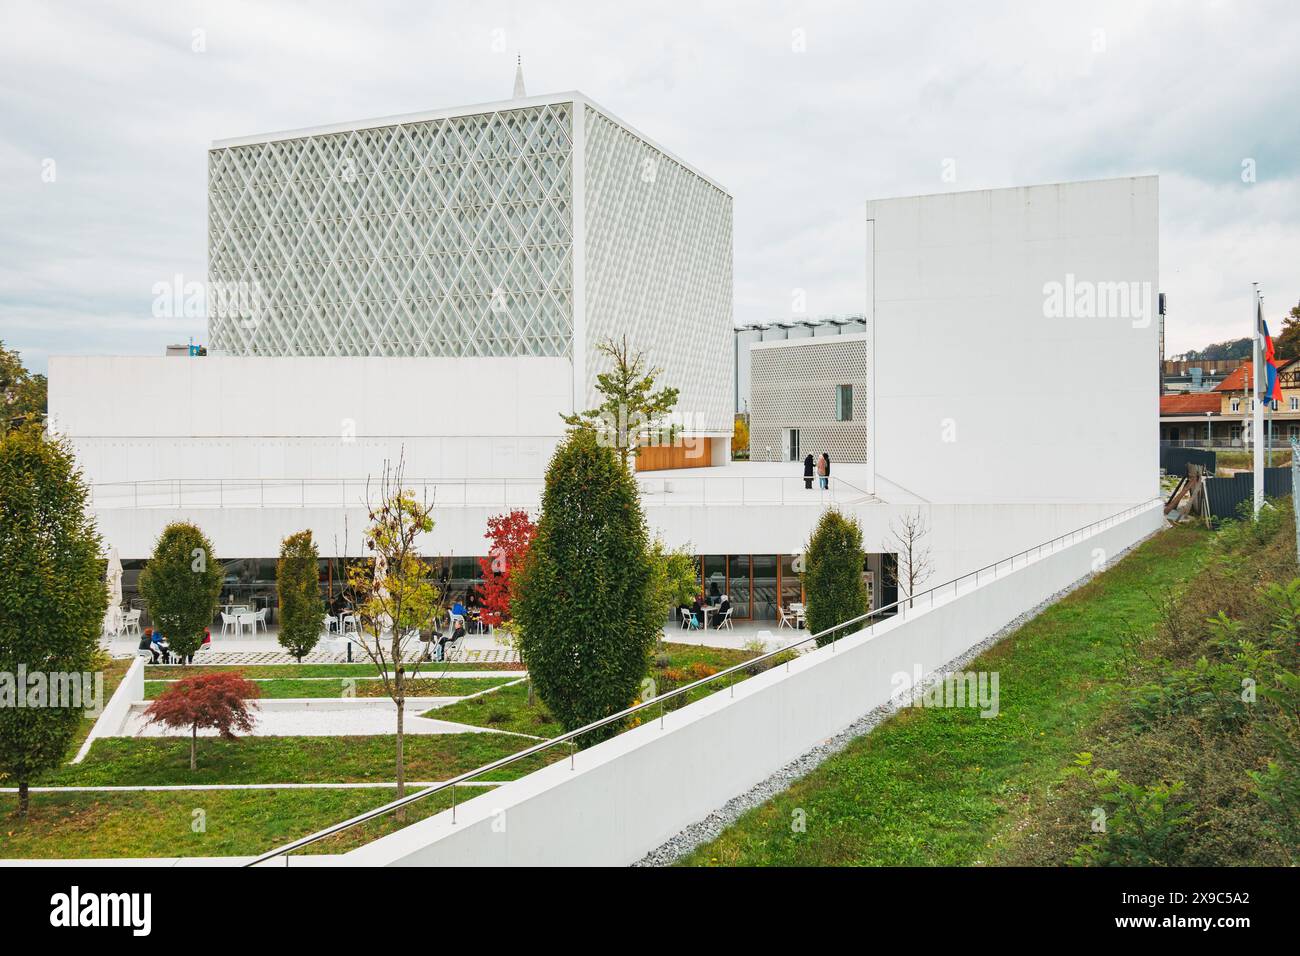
<box><xmin>561</xmin><ymin>335</ymin><xmax>679</xmax><ymax>471</ymax></box>
<box><xmin>649</xmin><ymin>537</ymin><xmax>699</xmax><ymax>647</ymax></box>
<box><xmin>138</xmin><ymin>522</ymin><xmax>223</xmax><ymax>661</ymax></box>
<box><xmin>0</xmin><ymin>426</ymin><xmax>106</xmax><ymax>818</ymax></box>
<box><xmin>514</xmin><ymin>428</ymin><xmax>659</xmax><ymax>739</ymax></box>
<box><xmin>342</xmin><ymin>459</ymin><xmax>440</xmax><ymax>814</ymax></box>
<box><xmin>477</xmin><ymin>509</ymin><xmax>537</xmax><ymax>630</ymax></box>
<box><xmin>804</xmin><ymin>508</ymin><xmax>868</xmax><ymax>647</ymax></box>
<box><xmin>884</xmin><ymin>509</ymin><xmax>934</xmax><ymax>608</ymax></box>
<box><xmin>277</xmin><ymin>530</ymin><xmax>326</xmax><ymax>662</ymax></box>
<box><xmin>143</xmin><ymin>671</ymin><xmax>260</xmax><ymax>770</ymax></box>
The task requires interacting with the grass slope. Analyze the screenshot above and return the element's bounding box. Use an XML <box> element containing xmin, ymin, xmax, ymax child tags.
<box><xmin>680</xmin><ymin>525</ymin><xmax>1213</xmax><ymax>866</ymax></box>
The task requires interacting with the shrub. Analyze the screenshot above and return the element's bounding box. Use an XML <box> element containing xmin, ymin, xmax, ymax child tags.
<box><xmin>138</xmin><ymin>522</ymin><xmax>223</xmax><ymax>661</ymax></box>
<box><xmin>514</xmin><ymin>429</ymin><xmax>658</xmax><ymax>739</ymax></box>
<box><xmin>804</xmin><ymin>508</ymin><xmax>868</xmax><ymax>647</ymax></box>
<box><xmin>1070</xmin><ymin>754</ymin><xmax>1193</xmax><ymax>866</ymax></box>
<box><xmin>0</xmin><ymin>427</ymin><xmax>106</xmax><ymax>817</ymax></box>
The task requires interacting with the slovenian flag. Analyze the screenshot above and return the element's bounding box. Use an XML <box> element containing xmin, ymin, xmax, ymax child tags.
<box><xmin>1258</xmin><ymin>299</ymin><xmax>1282</xmax><ymax>405</ymax></box>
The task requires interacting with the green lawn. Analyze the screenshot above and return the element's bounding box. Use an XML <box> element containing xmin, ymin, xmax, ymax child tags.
<box><xmin>424</xmin><ymin>641</ymin><xmax>773</xmax><ymax>738</ymax></box>
<box><xmin>679</xmin><ymin>525</ymin><xmax>1215</xmax><ymax>866</ymax></box>
<box><xmin>143</xmin><ymin>676</ymin><xmax>516</xmax><ymax>700</ymax></box>
<box><xmin>39</xmin><ymin>733</ymin><xmax>561</xmax><ymax>788</ymax></box>
<box><xmin>0</xmin><ymin>786</ymin><xmax>476</xmax><ymax>859</ymax></box>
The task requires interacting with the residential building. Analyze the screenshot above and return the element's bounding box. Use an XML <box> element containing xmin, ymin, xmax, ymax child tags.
<box><xmin>1159</xmin><ymin>358</ymin><xmax>1300</xmax><ymax>446</ymax></box>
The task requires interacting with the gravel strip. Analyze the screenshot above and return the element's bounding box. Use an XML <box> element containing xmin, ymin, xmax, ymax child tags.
<box><xmin>634</xmin><ymin>524</ymin><xmax>1164</xmax><ymax>866</ymax></box>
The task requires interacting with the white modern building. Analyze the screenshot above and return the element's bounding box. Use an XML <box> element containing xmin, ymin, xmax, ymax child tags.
<box><xmin>49</xmin><ymin>80</ymin><xmax>1160</xmax><ymax>639</ymax></box>
<box><xmin>204</xmin><ymin>90</ymin><xmax>734</xmax><ymax>444</ymax></box>
<box><xmin>865</xmin><ymin>176</ymin><xmax>1160</xmax><ymax>505</ymax></box>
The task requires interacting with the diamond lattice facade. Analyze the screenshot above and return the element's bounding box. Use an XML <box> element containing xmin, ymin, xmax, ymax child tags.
<box><xmin>207</xmin><ymin>93</ymin><xmax>733</xmax><ymax>434</ymax></box>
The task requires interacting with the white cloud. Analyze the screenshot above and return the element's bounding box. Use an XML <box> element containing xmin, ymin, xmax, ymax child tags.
<box><xmin>1</xmin><ymin>0</ymin><xmax>1297</xmax><ymax>370</ymax></box>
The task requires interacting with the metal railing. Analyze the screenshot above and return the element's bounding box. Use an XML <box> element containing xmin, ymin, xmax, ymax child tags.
<box><xmin>1161</xmin><ymin>438</ymin><xmax>1295</xmax><ymax>450</ymax></box>
<box><xmin>243</xmin><ymin>496</ymin><xmax>1160</xmax><ymax>866</ymax></box>
<box><xmin>86</xmin><ymin>474</ymin><xmax>877</xmax><ymax>511</ymax></box>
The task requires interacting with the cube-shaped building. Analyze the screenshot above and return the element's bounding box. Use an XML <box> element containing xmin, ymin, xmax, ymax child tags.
<box><xmin>206</xmin><ymin>91</ymin><xmax>734</xmax><ymax>441</ymax></box>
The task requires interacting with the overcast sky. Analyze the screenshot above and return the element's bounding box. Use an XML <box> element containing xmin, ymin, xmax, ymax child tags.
<box><xmin>2</xmin><ymin>0</ymin><xmax>1297</xmax><ymax>373</ymax></box>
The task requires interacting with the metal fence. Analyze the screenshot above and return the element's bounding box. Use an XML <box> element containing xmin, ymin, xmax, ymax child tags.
<box><xmin>1204</xmin><ymin>468</ymin><xmax>1293</xmax><ymax>519</ymax></box>
<box><xmin>1160</xmin><ymin>446</ymin><xmax>1216</xmax><ymax>477</ymax></box>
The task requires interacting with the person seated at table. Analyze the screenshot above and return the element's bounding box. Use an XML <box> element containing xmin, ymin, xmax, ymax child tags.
<box><xmin>437</xmin><ymin>621</ymin><xmax>466</xmax><ymax>661</ymax></box>
<box><xmin>451</xmin><ymin>599</ymin><xmax>467</xmax><ymax>618</ymax></box>
<box><xmin>714</xmin><ymin>594</ymin><xmax>732</xmax><ymax>628</ymax></box>
<box><xmin>139</xmin><ymin>629</ymin><xmax>160</xmax><ymax>663</ymax></box>
<box><xmin>690</xmin><ymin>595</ymin><xmax>704</xmax><ymax>628</ymax></box>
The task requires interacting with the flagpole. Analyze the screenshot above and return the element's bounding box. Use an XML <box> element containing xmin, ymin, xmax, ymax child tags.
<box><xmin>1253</xmin><ymin>282</ymin><xmax>1264</xmax><ymax>516</ymax></box>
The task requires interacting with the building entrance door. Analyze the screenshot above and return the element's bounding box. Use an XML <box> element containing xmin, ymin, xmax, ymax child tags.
<box><xmin>784</xmin><ymin>428</ymin><xmax>800</xmax><ymax>462</ymax></box>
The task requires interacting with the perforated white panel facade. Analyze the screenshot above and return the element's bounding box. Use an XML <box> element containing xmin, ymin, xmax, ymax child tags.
<box><xmin>750</xmin><ymin>335</ymin><xmax>869</xmax><ymax>462</ymax></box>
<box><xmin>583</xmin><ymin>106</ymin><xmax>734</xmax><ymax>434</ymax></box>
<box><xmin>208</xmin><ymin>103</ymin><xmax>574</xmax><ymax>357</ymax></box>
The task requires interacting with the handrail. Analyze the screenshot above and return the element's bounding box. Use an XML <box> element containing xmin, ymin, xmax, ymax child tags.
<box><xmin>84</xmin><ymin>474</ymin><xmax>876</xmax><ymax>510</ymax></box>
<box><xmin>243</xmin><ymin>496</ymin><xmax>1161</xmax><ymax>866</ymax></box>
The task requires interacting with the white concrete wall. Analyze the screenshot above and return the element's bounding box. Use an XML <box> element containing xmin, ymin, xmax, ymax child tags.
<box><xmin>73</xmin><ymin>656</ymin><xmax>145</xmax><ymax>762</ymax></box>
<box><xmin>48</xmin><ymin>355</ymin><xmax>572</xmax><ymax>483</ymax></box>
<box><xmin>339</xmin><ymin>501</ymin><xmax>1163</xmax><ymax>866</ymax></box>
<box><xmin>868</xmin><ymin>176</ymin><xmax>1160</xmax><ymax>504</ymax></box>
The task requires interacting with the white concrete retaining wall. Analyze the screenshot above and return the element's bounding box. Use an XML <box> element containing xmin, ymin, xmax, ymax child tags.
<box><xmin>342</xmin><ymin>500</ymin><xmax>1164</xmax><ymax>866</ymax></box>
<box><xmin>73</xmin><ymin>656</ymin><xmax>145</xmax><ymax>762</ymax></box>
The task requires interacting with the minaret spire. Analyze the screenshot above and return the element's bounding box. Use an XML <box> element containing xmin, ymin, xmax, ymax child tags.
<box><xmin>513</xmin><ymin>54</ymin><xmax>527</xmax><ymax>98</ymax></box>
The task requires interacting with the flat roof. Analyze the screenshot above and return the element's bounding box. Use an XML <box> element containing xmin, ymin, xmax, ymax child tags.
<box><xmin>210</xmin><ymin>90</ymin><xmax>730</xmax><ymax>196</ymax></box>
<box><xmin>752</xmin><ymin>332</ymin><xmax>869</xmax><ymax>352</ymax></box>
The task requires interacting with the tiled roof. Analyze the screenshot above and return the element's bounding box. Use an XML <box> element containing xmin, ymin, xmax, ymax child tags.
<box><xmin>1160</xmin><ymin>393</ymin><xmax>1222</xmax><ymax>415</ymax></box>
<box><xmin>1214</xmin><ymin>357</ymin><xmax>1298</xmax><ymax>392</ymax></box>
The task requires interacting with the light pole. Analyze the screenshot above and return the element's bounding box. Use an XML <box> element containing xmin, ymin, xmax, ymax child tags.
<box><xmin>1206</xmin><ymin>410</ymin><xmax>1212</xmax><ymax>448</ymax></box>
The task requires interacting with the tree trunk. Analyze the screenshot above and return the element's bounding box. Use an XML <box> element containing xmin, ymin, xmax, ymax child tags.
<box><xmin>527</xmin><ymin>679</ymin><xmax>535</xmax><ymax>706</ymax></box>
<box><xmin>191</xmin><ymin>725</ymin><xmax>197</xmax><ymax>770</ymax></box>
<box><xmin>395</xmin><ymin>696</ymin><xmax>406</xmax><ymax>822</ymax></box>
<box><xmin>17</xmin><ymin>780</ymin><xmax>29</xmax><ymax>819</ymax></box>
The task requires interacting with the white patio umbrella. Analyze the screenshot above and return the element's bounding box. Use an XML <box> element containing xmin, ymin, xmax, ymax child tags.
<box><xmin>103</xmin><ymin>546</ymin><xmax>124</xmax><ymax>637</ymax></box>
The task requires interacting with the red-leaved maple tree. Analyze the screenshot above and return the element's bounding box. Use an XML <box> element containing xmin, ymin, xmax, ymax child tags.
<box><xmin>476</xmin><ymin>509</ymin><xmax>537</xmax><ymax>628</ymax></box>
<box><xmin>142</xmin><ymin>671</ymin><xmax>261</xmax><ymax>770</ymax></box>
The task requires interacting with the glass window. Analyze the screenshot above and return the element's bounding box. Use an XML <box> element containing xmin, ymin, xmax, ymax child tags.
<box><xmin>835</xmin><ymin>384</ymin><xmax>853</xmax><ymax>421</ymax></box>
<box><xmin>780</xmin><ymin>554</ymin><xmax>803</xmax><ymax>610</ymax></box>
<box><xmin>701</xmin><ymin>556</ymin><xmax>726</xmax><ymax>604</ymax></box>
<box><xmin>727</xmin><ymin>555</ymin><xmax>751</xmax><ymax>620</ymax></box>
<box><xmin>751</xmin><ymin>555</ymin><xmax>777</xmax><ymax>621</ymax></box>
